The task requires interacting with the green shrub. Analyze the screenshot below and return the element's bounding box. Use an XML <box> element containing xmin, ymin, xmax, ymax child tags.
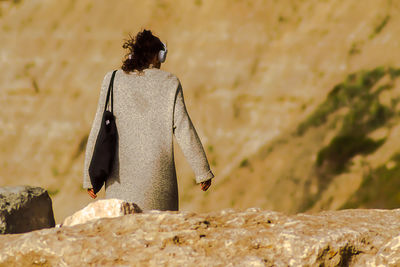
<box><xmin>296</xmin><ymin>66</ymin><xmax>400</xmax><ymax>195</ymax></box>
<box><xmin>341</xmin><ymin>153</ymin><xmax>400</xmax><ymax>209</ymax></box>
<box><xmin>369</xmin><ymin>15</ymin><xmax>390</xmax><ymax>39</ymax></box>
<box><xmin>297</xmin><ymin>67</ymin><xmax>388</xmax><ymax>135</ymax></box>
<box><xmin>239</xmin><ymin>158</ymin><xmax>249</xmax><ymax>168</ymax></box>
<box><xmin>316</xmin><ymin>135</ymin><xmax>385</xmax><ymax>174</ymax></box>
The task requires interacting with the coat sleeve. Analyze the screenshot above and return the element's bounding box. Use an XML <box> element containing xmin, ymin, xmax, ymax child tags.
<box><xmin>82</xmin><ymin>72</ymin><xmax>112</xmax><ymax>189</ymax></box>
<box><xmin>173</xmin><ymin>81</ymin><xmax>215</xmax><ymax>184</ymax></box>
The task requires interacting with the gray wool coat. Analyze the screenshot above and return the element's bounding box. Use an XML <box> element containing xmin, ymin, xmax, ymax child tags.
<box><xmin>83</xmin><ymin>68</ymin><xmax>214</xmax><ymax>211</ymax></box>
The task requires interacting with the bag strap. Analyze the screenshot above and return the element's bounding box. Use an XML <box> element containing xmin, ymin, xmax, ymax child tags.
<box><xmin>105</xmin><ymin>70</ymin><xmax>117</xmax><ymax>113</ymax></box>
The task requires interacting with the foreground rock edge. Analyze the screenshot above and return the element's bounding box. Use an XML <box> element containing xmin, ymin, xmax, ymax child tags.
<box><xmin>0</xmin><ymin>208</ymin><xmax>399</xmax><ymax>266</ymax></box>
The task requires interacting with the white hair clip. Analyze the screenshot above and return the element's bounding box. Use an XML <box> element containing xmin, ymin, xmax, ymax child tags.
<box><xmin>158</xmin><ymin>42</ymin><xmax>168</xmax><ymax>63</ymax></box>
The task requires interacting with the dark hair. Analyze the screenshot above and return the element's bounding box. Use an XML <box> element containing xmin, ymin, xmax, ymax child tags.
<box><xmin>121</xmin><ymin>29</ymin><xmax>164</xmax><ymax>73</ymax></box>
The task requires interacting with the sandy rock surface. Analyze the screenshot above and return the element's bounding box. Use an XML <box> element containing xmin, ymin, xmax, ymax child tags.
<box><xmin>0</xmin><ymin>186</ymin><xmax>55</xmax><ymax>234</ymax></box>
<box><xmin>0</xmin><ymin>208</ymin><xmax>400</xmax><ymax>266</ymax></box>
<box><xmin>62</xmin><ymin>199</ymin><xmax>142</xmax><ymax>227</ymax></box>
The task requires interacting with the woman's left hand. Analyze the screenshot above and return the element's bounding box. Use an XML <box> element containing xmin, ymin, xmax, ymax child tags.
<box><xmin>200</xmin><ymin>179</ymin><xmax>212</xmax><ymax>191</ymax></box>
<box><xmin>87</xmin><ymin>188</ymin><xmax>97</xmax><ymax>199</ymax></box>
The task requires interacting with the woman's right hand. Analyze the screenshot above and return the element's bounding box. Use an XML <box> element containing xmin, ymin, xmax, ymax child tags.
<box><xmin>200</xmin><ymin>179</ymin><xmax>212</xmax><ymax>191</ymax></box>
<box><xmin>87</xmin><ymin>188</ymin><xmax>97</xmax><ymax>199</ymax></box>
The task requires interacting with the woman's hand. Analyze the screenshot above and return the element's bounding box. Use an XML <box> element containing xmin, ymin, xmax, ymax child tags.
<box><xmin>200</xmin><ymin>179</ymin><xmax>212</xmax><ymax>191</ymax></box>
<box><xmin>87</xmin><ymin>188</ymin><xmax>97</xmax><ymax>199</ymax></box>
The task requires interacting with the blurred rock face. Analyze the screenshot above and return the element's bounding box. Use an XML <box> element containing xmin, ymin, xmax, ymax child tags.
<box><xmin>0</xmin><ymin>186</ymin><xmax>55</xmax><ymax>234</ymax></box>
<box><xmin>0</xmin><ymin>207</ymin><xmax>399</xmax><ymax>266</ymax></box>
<box><xmin>62</xmin><ymin>198</ymin><xmax>142</xmax><ymax>227</ymax></box>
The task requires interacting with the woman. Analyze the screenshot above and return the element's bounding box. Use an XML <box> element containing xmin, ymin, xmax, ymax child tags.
<box><xmin>82</xmin><ymin>29</ymin><xmax>214</xmax><ymax>211</ymax></box>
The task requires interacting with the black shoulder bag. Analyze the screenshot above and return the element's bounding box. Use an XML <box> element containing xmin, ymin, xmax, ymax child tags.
<box><xmin>89</xmin><ymin>70</ymin><xmax>118</xmax><ymax>194</ymax></box>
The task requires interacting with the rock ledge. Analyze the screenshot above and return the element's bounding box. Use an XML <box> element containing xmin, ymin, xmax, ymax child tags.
<box><xmin>0</xmin><ymin>207</ymin><xmax>399</xmax><ymax>266</ymax></box>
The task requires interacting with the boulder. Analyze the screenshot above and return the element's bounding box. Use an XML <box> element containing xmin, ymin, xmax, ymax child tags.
<box><xmin>0</xmin><ymin>186</ymin><xmax>55</xmax><ymax>234</ymax></box>
<box><xmin>0</xmin><ymin>208</ymin><xmax>400</xmax><ymax>266</ymax></box>
<box><xmin>62</xmin><ymin>198</ymin><xmax>142</xmax><ymax>227</ymax></box>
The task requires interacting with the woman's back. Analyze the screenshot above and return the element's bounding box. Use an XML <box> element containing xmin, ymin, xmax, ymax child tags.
<box><xmin>83</xmin><ymin>29</ymin><xmax>214</xmax><ymax>210</ymax></box>
<box><xmin>83</xmin><ymin>68</ymin><xmax>214</xmax><ymax>210</ymax></box>
<box><xmin>111</xmin><ymin>68</ymin><xmax>180</xmax><ymax>210</ymax></box>
<box><xmin>114</xmin><ymin>68</ymin><xmax>179</xmax><ymax>163</ymax></box>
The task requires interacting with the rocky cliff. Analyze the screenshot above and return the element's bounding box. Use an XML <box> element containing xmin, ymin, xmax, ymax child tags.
<box><xmin>2</xmin><ymin>0</ymin><xmax>400</xmax><ymax>223</ymax></box>
<box><xmin>0</xmin><ymin>208</ymin><xmax>399</xmax><ymax>266</ymax></box>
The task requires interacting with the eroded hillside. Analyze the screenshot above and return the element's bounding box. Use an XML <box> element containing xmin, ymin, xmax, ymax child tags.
<box><xmin>1</xmin><ymin>0</ymin><xmax>400</xmax><ymax>222</ymax></box>
<box><xmin>201</xmin><ymin>67</ymin><xmax>400</xmax><ymax>214</ymax></box>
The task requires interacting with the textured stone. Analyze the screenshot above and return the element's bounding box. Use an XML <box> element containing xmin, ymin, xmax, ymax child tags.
<box><xmin>0</xmin><ymin>208</ymin><xmax>400</xmax><ymax>266</ymax></box>
<box><xmin>62</xmin><ymin>199</ymin><xmax>142</xmax><ymax>227</ymax></box>
<box><xmin>0</xmin><ymin>186</ymin><xmax>55</xmax><ymax>234</ymax></box>
<box><xmin>360</xmin><ymin>234</ymin><xmax>400</xmax><ymax>266</ymax></box>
